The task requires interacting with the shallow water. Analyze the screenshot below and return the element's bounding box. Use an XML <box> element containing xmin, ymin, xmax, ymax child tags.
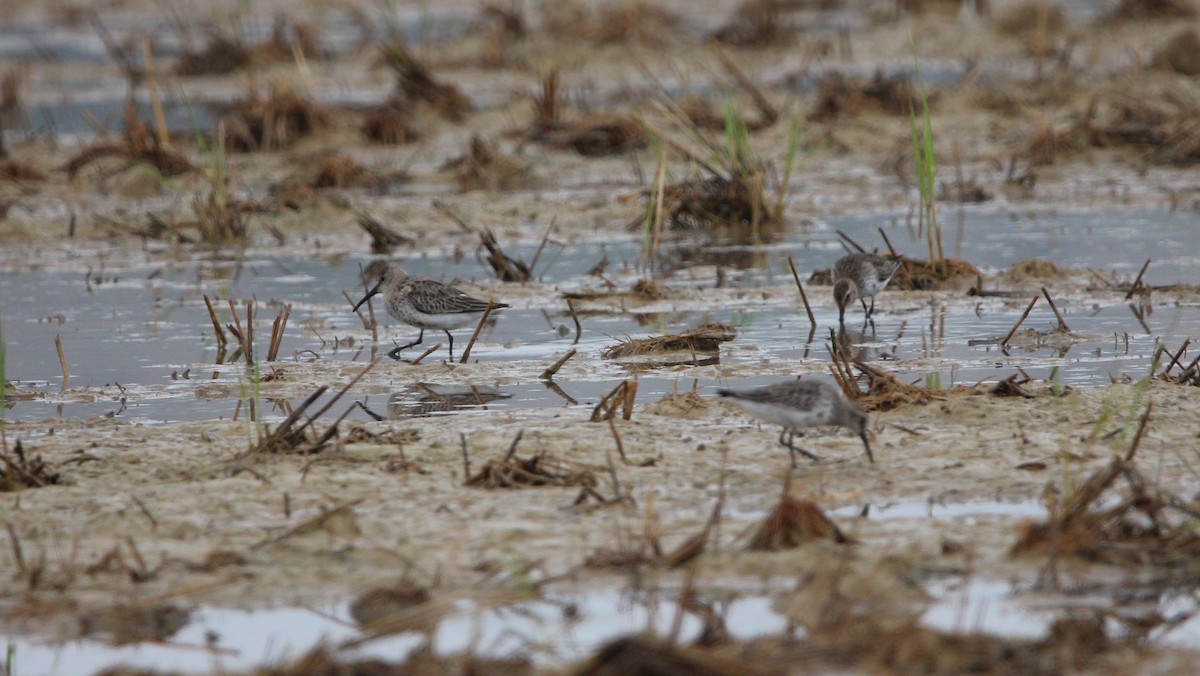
<box><xmin>3</xmin><ymin>206</ymin><xmax>1198</xmax><ymax>424</ymax></box>
<box><xmin>7</xmin><ymin>587</ymin><xmax>787</xmax><ymax>674</ymax></box>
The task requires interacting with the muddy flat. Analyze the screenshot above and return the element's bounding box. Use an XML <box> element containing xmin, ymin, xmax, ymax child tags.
<box><xmin>3</xmin><ymin>1</ymin><xmax>1200</xmax><ymax>673</ymax></box>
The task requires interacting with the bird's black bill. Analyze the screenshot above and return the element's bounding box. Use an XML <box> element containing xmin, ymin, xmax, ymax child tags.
<box><xmin>860</xmin><ymin>431</ymin><xmax>874</xmax><ymax>463</ymax></box>
<box><xmin>352</xmin><ymin>281</ymin><xmax>382</xmax><ymax>312</ymax></box>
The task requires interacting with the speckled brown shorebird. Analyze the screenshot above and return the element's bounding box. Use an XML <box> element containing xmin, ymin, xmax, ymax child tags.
<box><xmin>353</xmin><ymin>261</ymin><xmax>508</xmax><ymax>360</ymax></box>
<box><xmin>832</xmin><ymin>252</ymin><xmax>902</xmax><ymax>325</ymax></box>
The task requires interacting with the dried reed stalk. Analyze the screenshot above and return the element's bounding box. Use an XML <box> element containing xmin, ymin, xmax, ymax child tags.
<box><xmin>266</xmin><ymin>303</ymin><xmax>292</xmax><ymax>362</ymax></box>
<box><xmin>1001</xmin><ymin>296</ymin><xmax>1040</xmax><ymax>346</ymax></box>
<box><xmin>54</xmin><ymin>335</ymin><xmax>69</xmax><ymax>392</ymax></box>
<box><xmin>458</xmin><ymin>298</ymin><xmax>496</xmax><ymax>364</ymax></box>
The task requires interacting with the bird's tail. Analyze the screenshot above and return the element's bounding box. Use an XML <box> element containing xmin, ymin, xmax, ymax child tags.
<box><xmin>716</xmin><ymin>388</ymin><xmax>736</xmax><ymax>398</ymax></box>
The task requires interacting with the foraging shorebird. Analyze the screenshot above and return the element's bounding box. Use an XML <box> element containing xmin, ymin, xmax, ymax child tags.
<box><xmin>717</xmin><ymin>379</ymin><xmax>873</xmax><ymax>467</ymax></box>
<box><xmin>832</xmin><ymin>252</ymin><xmax>902</xmax><ymax>325</ymax></box>
<box><xmin>353</xmin><ymin>261</ymin><xmax>508</xmax><ymax>360</ymax></box>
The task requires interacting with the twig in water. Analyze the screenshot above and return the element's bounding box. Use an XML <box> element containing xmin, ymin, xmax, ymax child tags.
<box><xmin>835</xmin><ymin>229</ymin><xmax>866</xmax><ymax>253</ymax></box>
<box><xmin>540</xmin><ymin>349</ymin><xmax>577</xmax><ymax>380</ymax></box>
<box><xmin>244</xmin><ymin>298</ymin><xmax>255</xmax><ymax>365</ymax></box>
<box><xmin>458</xmin><ymin>298</ymin><xmax>496</xmax><ymax>364</ymax></box>
<box><xmin>1125</xmin><ymin>401</ymin><xmax>1152</xmax><ymax>462</ymax></box>
<box><xmin>460</xmin><ymin>433</ymin><xmax>470</xmax><ymax>478</ymax></box>
<box><xmin>410</xmin><ymin>342</ymin><xmax>442</xmax><ymax>364</ymax></box>
<box><xmin>343</xmin><ymin>290</ymin><xmax>373</xmax><ymax>330</ymax></box>
<box><xmin>787</xmin><ymin>256</ymin><xmax>816</xmax><ymax>329</ymax></box>
<box><xmin>1001</xmin><ymin>296</ymin><xmax>1040</xmax><ymax>346</ymax></box>
<box><xmin>267</xmin><ymin>303</ymin><xmax>292</xmax><ymax>362</ymax></box>
<box><xmin>54</xmin><ymin>334</ymin><xmax>69</xmax><ymax>392</ymax></box>
<box><xmin>878</xmin><ymin>227</ymin><xmax>898</xmax><ymax>256</ymax></box>
<box><xmin>1124</xmin><ymin>259</ymin><xmax>1151</xmax><ymax>300</ymax></box>
<box><xmin>1040</xmin><ymin>287</ymin><xmax>1070</xmax><ymax>332</ymax></box>
<box><xmin>566</xmin><ymin>298</ymin><xmax>582</xmax><ymax>345</ymax></box>
<box><xmin>528</xmin><ymin>217</ymin><xmax>556</xmax><ymax>277</ymax></box>
<box><xmin>203</xmin><ymin>295</ymin><xmax>227</xmax><ymax>348</ymax></box>
<box><xmin>1161</xmin><ymin>339</ymin><xmax>1191</xmax><ymax>376</ymax></box>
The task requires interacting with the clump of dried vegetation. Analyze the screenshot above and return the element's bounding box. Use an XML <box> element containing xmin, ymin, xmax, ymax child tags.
<box><xmin>1</xmin><ymin>440</ymin><xmax>61</xmax><ymax>491</ymax></box>
<box><xmin>62</xmin><ymin>101</ymin><xmax>193</xmax><ymax>179</ymax></box>
<box><xmin>746</xmin><ymin>485</ymin><xmax>851</xmax><ymax>550</ymax></box>
<box><xmin>712</xmin><ymin>0</ymin><xmax>794</xmax><ymax>47</ymax></box>
<box><xmin>1024</xmin><ymin>90</ymin><xmax>1200</xmax><ymax>167</ymax></box>
<box><xmin>222</xmin><ymin>86</ymin><xmax>330</xmax><ymax>152</ymax></box>
<box><xmin>464</xmin><ymin>429</ymin><xmax>597</xmax><ymax>489</ymax></box>
<box><xmin>1011</xmin><ymin>454</ymin><xmax>1200</xmax><ymax>567</ymax></box>
<box><xmin>441</xmin><ymin>135</ymin><xmax>536</xmax><ymax>191</ymax></box>
<box><xmin>829</xmin><ymin>342</ymin><xmax>943</xmax><ymax>412</ymax></box>
<box><xmin>381</xmin><ymin>41</ymin><xmax>471</xmax><ymax>121</ymax></box>
<box><xmin>526</xmin><ymin>70</ymin><xmax>646</xmax><ymax>156</ymax></box>
<box><xmin>602</xmin><ymin>323</ymin><xmax>737</xmax><ymax>359</ymax></box>
<box><xmin>808</xmin><ymin>72</ymin><xmax>918</xmax><ymax>122</ymax></box>
<box><xmin>174</xmin><ymin>17</ymin><xmax>324</xmax><ymax>76</ymax></box>
<box><xmin>543</xmin><ymin>0</ymin><xmax>682</xmax><ymax>45</ymax></box>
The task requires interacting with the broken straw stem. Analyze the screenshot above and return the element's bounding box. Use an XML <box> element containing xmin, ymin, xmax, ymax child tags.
<box><xmin>1040</xmin><ymin>287</ymin><xmax>1070</xmax><ymax>332</ymax></box>
<box><xmin>1125</xmin><ymin>259</ymin><xmax>1151</xmax><ymax>300</ymax></box>
<box><xmin>787</xmin><ymin>256</ymin><xmax>816</xmax><ymax>329</ymax></box>
<box><xmin>459</xmin><ymin>298</ymin><xmax>496</xmax><ymax>364</ymax></box>
<box><xmin>540</xmin><ymin>349</ymin><xmax>577</xmax><ymax>380</ymax></box>
<box><xmin>1001</xmin><ymin>296</ymin><xmax>1040</xmax><ymax>346</ymax></box>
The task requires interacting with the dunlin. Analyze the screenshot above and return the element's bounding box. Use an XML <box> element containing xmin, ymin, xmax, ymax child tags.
<box><xmin>353</xmin><ymin>261</ymin><xmax>509</xmax><ymax>360</ymax></box>
<box><xmin>717</xmin><ymin>379</ymin><xmax>873</xmax><ymax>467</ymax></box>
<box><xmin>832</xmin><ymin>252</ymin><xmax>901</xmax><ymax>324</ymax></box>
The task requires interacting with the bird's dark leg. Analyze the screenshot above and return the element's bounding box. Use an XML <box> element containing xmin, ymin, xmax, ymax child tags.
<box><xmin>445</xmin><ymin>330</ymin><xmax>455</xmax><ymax>361</ymax></box>
<box><xmin>778</xmin><ymin>427</ymin><xmax>821</xmax><ymax>465</ymax></box>
<box><xmin>860</xmin><ymin>297</ymin><xmax>869</xmax><ymax>315</ymax></box>
<box><xmin>388</xmin><ymin>330</ymin><xmax>424</xmax><ymax>360</ymax></box>
<box><xmin>869</xmin><ymin>296</ymin><xmax>876</xmax><ymax>317</ymax></box>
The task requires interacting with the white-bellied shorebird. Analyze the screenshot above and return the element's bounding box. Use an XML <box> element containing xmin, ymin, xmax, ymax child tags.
<box><xmin>717</xmin><ymin>379</ymin><xmax>873</xmax><ymax>467</ymax></box>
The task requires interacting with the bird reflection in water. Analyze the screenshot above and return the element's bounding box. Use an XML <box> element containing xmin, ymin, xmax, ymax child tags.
<box><xmin>386</xmin><ymin>383</ymin><xmax>512</xmax><ymax>419</ymax></box>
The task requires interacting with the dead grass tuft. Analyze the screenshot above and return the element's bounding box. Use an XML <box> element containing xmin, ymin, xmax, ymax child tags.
<box><xmin>576</xmin><ymin>636</ymin><xmax>762</xmax><ymax>676</ymax></box>
<box><xmin>349</xmin><ymin>580</ymin><xmax>433</xmax><ymax>630</ymax></box>
<box><xmin>544</xmin><ymin>1</ymin><xmax>682</xmax><ymax>45</ymax></box>
<box><xmin>602</xmin><ymin>323</ymin><xmax>737</xmax><ymax>359</ymax></box>
<box><xmin>174</xmin><ymin>33</ymin><xmax>252</xmax><ymax>76</ymax></box>
<box><xmin>382</xmin><ymin>42</ymin><xmax>471</xmax><ymax>121</ymax></box>
<box><xmin>828</xmin><ymin>350</ymin><xmax>943</xmax><ymax>412</ymax></box>
<box><xmin>1</xmin><ymin>441</ymin><xmax>62</xmax><ymax>491</ymax></box>
<box><xmin>1010</xmin><ymin>455</ymin><xmax>1200</xmax><ymax>566</ymax></box>
<box><xmin>1108</xmin><ymin>0</ymin><xmax>1196</xmax><ymax>20</ymax></box>
<box><xmin>808</xmin><ymin>72</ymin><xmax>918</xmax><ymax>123</ymax></box>
<box><xmin>442</xmin><ymin>135</ymin><xmax>536</xmax><ymax>192</ymax></box>
<box><xmin>547</xmin><ymin>112</ymin><xmax>647</xmax><ymax>157</ymax></box>
<box><xmin>527</xmin><ymin>73</ymin><xmax>645</xmax><ymax>156</ymax></box>
<box><xmin>1</xmin><ymin>160</ymin><xmax>46</xmax><ymax>182</ymax></box>
<box><xmin>745</xmin><ymin>495</ymin><xmax>850</xmax><ymax>551</ymax></box>
<box><xmin>711</xmin><ymin>0</ymin><xmax>793</xmax><ymax>47</ymax></box>
<box><xmin>467</xmin><ymin>453</ymin><xmax>597</xmax><ymax>489</ymax></box>
<box><xmin>222</xmin><ymin>88</ymin><xmax>330</xmax><ymax>152</ymax></box>
<box><xmin>62</xmin><ymin>101</ymin><xmax>193</xmax><ymax>179</ymax></box>
<box><xmin>655</xmin><ymin>174</ymin><xmax>776</xmax><ymax>235</ymax></box>
<box><xmin>894</xmin><ymin>255</ymin><xmax>980</xmax><ymax>290</ymax></box>
<box><xmin>361</xmin><ymin>100</ymin><xmax>420</xmax><ymax>145</ymax></box>
<box><xmin>355</xmin><ymin>211</ymin><xmax>414</xmax><ymax>254</ymax></box>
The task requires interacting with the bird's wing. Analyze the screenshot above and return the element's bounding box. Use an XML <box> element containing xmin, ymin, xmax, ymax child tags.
<box><xmin>407</xmin><ymin>279</ymin><xmax>496</xmax><ymax>314</ymax></box>
<box><xmin>724</xmin><ymin>381</ymin><xmax>822</xmax><ymax>408</ymax></box>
